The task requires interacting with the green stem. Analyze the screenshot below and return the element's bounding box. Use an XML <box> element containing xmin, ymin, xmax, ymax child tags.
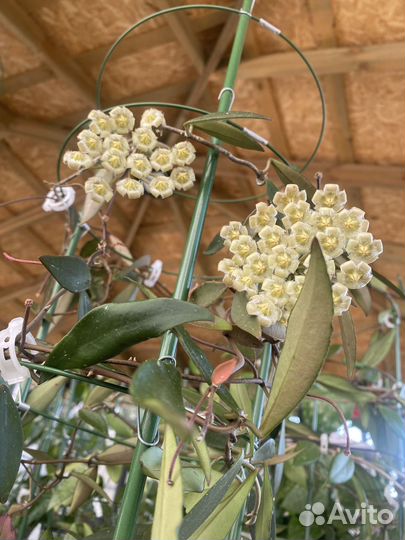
<box><xmin>113</xmin><ymin>4</ymin><xmax>254</xmax><ymax>539</ymax></box>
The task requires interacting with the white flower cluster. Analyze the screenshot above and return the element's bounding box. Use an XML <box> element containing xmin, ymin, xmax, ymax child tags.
<box><xmin>218</xmin><ymin>184</ymin><xmax>383</xmax><ymax>329</ymax></box>
<box><xmin>63</xmin><ymin>107</ymin><xmax>197</xmax><ymax>202</ymax></box>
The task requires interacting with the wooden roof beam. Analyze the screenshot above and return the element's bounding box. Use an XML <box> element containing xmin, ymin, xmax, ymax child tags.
<box><xmin>219</xmin><ymin>42</ymin><xmax>404</xmax><ymax>80</ymax></box>
<box><xmin>0</xmin><ymin>0</ymin><xmax>95</xmax><ymax>103</ymax></box>
<box><xmin>0</xmin><ymin>12</ymin><xmax>227</xmax><ymax>97</ymax></box>
<box><xmin>155</xmin><ymin>0</ymin><xmax>205</xmax><ymax>74</ymax></box>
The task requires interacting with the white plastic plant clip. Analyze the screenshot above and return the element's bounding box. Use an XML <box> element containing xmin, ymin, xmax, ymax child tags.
<box><xmin>144</xmin><ymin>259</ymin><xmax>163</xmax><ymax>287</ymax></box>
<box><xmin>0</xmin><ymin>317</ymin><xmax>34</xmax><ymax>385</ymax></box>
<box><xmin>320</xmin><ymin>433</ymin><xmax>329</xmax><ymax>455</ymax></box>
<box><xmin>42</xmin><ymin>186</ymin><xmax>76</xmax><ymax>213</ymax></box>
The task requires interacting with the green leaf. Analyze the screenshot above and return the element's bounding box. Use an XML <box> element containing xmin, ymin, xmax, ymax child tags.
<box><xmin>131</xmin><ymin>360</ymin><xmax>187</xmax><ymax>434</ymax></box>
<box><xmin>230</xmin><ymin>382</ymin><xmax>253</xmax><ymax>420</ymax></box>
<box><xmin>231</xmin><ymin>291</ymin><xmax>261</xmax><ymax>339</ymax></box>
<box><xmin>176</xmin><ymin>327</ymin><xmax>239</xmax><ymax>412</ymax></box>
<box><xmin>151</xmin><ymin>424</ymin><xmax>183</xmax><ymax>540</ymax></box>
<box><xmin>329</xmin><ymin>453</ymin><xmax>355</xmax><ymax>484</ymax></box>
<box><xmin>377</xmin><ymin>405</ymin><xmax>405</xmax><ymax>440</ymax></box>
<box><xmin>185</xmin><ymin>111</ymin><xmax>271</xmax><ymax>127</ymax></box>
<box><xmin>260</xmin><ymin>240</ymin><xmax>333</xmax><ymax>436</ymax></box>
<box><xmin>95</xmin><ymin>438</ymin><xmax>137</xmax><ymax>465</ymax></box>
<box><xmin>192</xmin><ymin>432</ymin><xmax>211</xmax><ymax>485</ymax></box>
<box><xmin>179</xmin><ymin>456</ymin><xmax>243</xmax><ymax>540</ymax></box>
<box><xmin>47</xmin><ymin>299</ymin><xmax>212</xmax><ymax>370</ymax></box>
<box><xmin>141</xmin><ymin>446</ymin><xmax>205</xmax><ymax>492</ymax></box>
<box><xmin>351</xmin><ymin>286</ymin><xmax>372</xmax><ymax>315</ymax></box>
<box><xmin>271</xmin><ymin>160</ymin><xmax>316</xmax><ymax>198</ymax></box>
<box><xmin>266</xmin><ymin>179</ymin><xmax>279</xmax><ymax>202</ymax></box>
<box><xmin>204</xmin><ymin>233</ymin><xmax>225</xmax><ymax>256</ymax></box>
<box><xmin>190</xmin><ymin>282</ymin><xmax>227</xmax><ymax>307</ymax></box>
<box><xmin>251</xmin><ymin>439</ymin><xmax>276</xmax><ymax>464</ymax></box>
<box><xmin>79</xmin><ymin>409</ymin><xmax>108</xmax><ymax>435</ymax></box>
<box><xmin>105</xmin><ymin>413</ymin><xmax>133</xmax><ymax>439</ymax></box>
<box><xmin>0</xmin><ymin>384</ymin><xmax>23</xmax><ymax>503</ymax></box>
<box><xmin>70</xmin><ymin>469</ymin><xmax>112</xmax><ymax>513</ymax></box>
<box><xmin>78</xmin><ymin>291</ymin><xmax>92</xmax><ymax>320</ymax></box>
<box><xmin>182</xmin><ymin>471</ymin><xmax>258</xmax><ymax>540</ymax></box>
<box><xmin>293</xmin><ymin>441</ymin><xmax>320</xmax><ymax>466</ymax></box>
<box><xmin>39</xmin><ymin>255</ymin><xmax>91</xmax><ymax>293</ymax></box>
<box><xmin>26</xmin><ymin>376</ymin><xmax>67</xmax><ymax>414</ymax></box>
<box><xmin>339</xmin><ymin>311</ymin><xmax>357</xmax><ymax>378</ymax></box>
<box><xmin>372</xmin><ymin>270</ymin><xmax>405</xmax><ymax>299</ymax></box>
<box><xmin>191</xmin><ymin>120</ymin><xmax>264</xmax><ymax>151</ymax></box>
<box><xmin>360</xmin><ymin>329</ymin><xmax>396</xmax><ymax>368</ymax></box>
<box><xmin>316</xmin><ymin>374</ymin><xmax>376</xmax><ymax>404</ymax></box>
<box><xmin>255</xmin><ymin>466</ymin><xmax>273</xmax><ymax>540</ymax></box>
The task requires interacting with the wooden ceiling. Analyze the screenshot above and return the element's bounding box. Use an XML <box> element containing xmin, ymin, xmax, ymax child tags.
<box><xmin>0</xmin><ymin>0</ymin><xmax>404</xmax><ymax>364</ymax></box>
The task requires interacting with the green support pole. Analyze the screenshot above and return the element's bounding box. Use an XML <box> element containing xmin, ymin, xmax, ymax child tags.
<box><xmin>113</xmin><ymin>3</ymin><xmax>254</xmax><ymax>538</ymax></box>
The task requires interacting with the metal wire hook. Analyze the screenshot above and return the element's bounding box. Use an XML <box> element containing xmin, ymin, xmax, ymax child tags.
<box><xmin>218</xmin><ymin>87</ymin><xmax>235</xmax><ymax>111</ymax></box>
<box><xmin>136</xmin><ymin>405</ymin><xmax>160</xmax><ymax>447</ymax></box>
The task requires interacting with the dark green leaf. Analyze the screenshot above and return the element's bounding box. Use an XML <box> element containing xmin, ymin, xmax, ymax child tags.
<box><xmin>316</xmin><ymin>374</ymin><xmax>376</xmax><ymax>404</ymax></box>
<box><xmin>351</xmin><ymin>286</ymin><xmax>372</xmax><ymax>315</ymax></box>
<box><xmin>131</xmin><ymin>360</ymin><xmax>187</xmax><ymax>434</ymax></box>
<box><xmin>184</xmin><ymin>472</ymin><xmax>258</xmax><ymax>540</ymax></box>
<box><xmin>185</xmin><ymin>111</ymin><xmax>271</xmax><ymax>127</ymax></box>
<box><xmin>271</xmin><ymin>160</ymin><xmax>316</xmax><ymax>198</ymax></box>
<box><xmin>190</xmin><ymin>282</ymin><xmax>227</xmax><ymax>307</ymax></box>
<box><xmin>329</xmin><ymin>453</ymin><xmax>355</xmax><ymax>484</ymax></box>
<box><xmin>79</xmin><ymin>238</ymin><xmax>99</xmax><ymax>258</ymax></box>
<box><xmin>377</xmin><ymin>405</ymin><xmax>405</xmax><ymax>440</ymax></box>
<box><xmin>178</xmin><ymin>456</ymin><xmax>243</xmax><ymax>540</ymax></box>
<box><xmin>47</xmin><ymin>299</ymin><xmax>212</xmax><ymax>370</ymax></box>
<box><xmin>255</xmin><ymin>466</ymin><xmax>273</xmax><ymax>540</ymax></box>
<box><xmin>260</xmin><ymin>240</ymin><xmax>333</xmax><ymax>436</ymax></box>
<box><xmin>39</xmin><ymin>255</ymin><xmax>91</xmax><ymax>293</ymax></box>
<box><xmin>372</xmin><ymin>270</ymin><xmax>405</xmax><ymax>299</ymax></box>
<box><xmin>231</xmin><ymin>291</ymin><xmax>261</xmax><ymax>339</ymax></box>
<box><xmin>360</xmin><ymin>329</ymin><xmax>396</xmax><ymax>368</ymax></box>
<box><xmin>204</xmin><ymin>233</ymin><xmax>225</xmax><ymax>256</ymax></box>
<box><xmin>176</xmin><ymin>327</ymin><xmax>239</xmax><ymax>412</ymax></box>
<box><xmin>78</xmin><ymin>291</ymin><xmax>92</xmax><ymax>320</ymax></box>
<box><xmin>189</xmin><ymin>120</ymin><xmax>264</xmax><ymax>151</ymax></box>
<box><xmin>0</xmin><ymin>384</ymin><xmax>23</xmax><ymax>503</ymax></box>
<box><xmin>339</xmin><ymin>311</ymin><xmax>357</xmax><ymax>378</ymax></box>
<box><xmin>293</xmin><ymin>441</ymin><xmax>320</xmax><ymax>466</ymax></box>
<box><xmin>266</xmin><ymin>179</ymin><xmax>279</xmax><ymax>202</ymax></box>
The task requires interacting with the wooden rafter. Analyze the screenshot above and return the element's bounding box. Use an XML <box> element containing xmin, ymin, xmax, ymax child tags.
<box><xmin>0</xmin><ymin>0</ymin><xmax>95</xmax><ymax>103</ymax></box>
<box><xmin>219</xmin><ymin>42</ymin><xmax>404</xmax><ymax>80</ymax></box>
<box><xmin>0</xmin><ymin>12</ymin><xmax>227</xmax><ymax>97</ymax></box>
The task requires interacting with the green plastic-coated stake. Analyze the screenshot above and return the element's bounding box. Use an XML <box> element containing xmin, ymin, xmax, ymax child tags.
<box><xmin>113</xmin><ymin>3</ymin><xmax>254</xmax><ymax>538</ymax></box>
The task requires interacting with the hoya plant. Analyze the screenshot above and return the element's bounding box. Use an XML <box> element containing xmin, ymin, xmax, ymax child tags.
<box><xmin>0</xmin><ymin>3</ymin><xmax>404</xmax><ymax>540</ymax></box>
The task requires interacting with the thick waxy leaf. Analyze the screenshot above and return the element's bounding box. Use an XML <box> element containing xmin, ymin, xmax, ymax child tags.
<box><xmin>190</xmin><ymin>282</ymin><xmax>227</xmax><ymax>307</ymax></box>
<box><xmin>79</xmin><ymin>409</ymin><xmax>108</xmax><ymax>435</ymax></box>
<box><xmin>256</xmin><ymin>466</ymin><xmax>273</xmax><ymax>540</ymax></box>
<box><xmin>152</xmin><ymin>425</ymin><xmax>183</xmax><ymax>540</ymax></box>
<box><xmin>186</xmin><ymin>119</ymin><xmax>264</xmax><ymax>151</ymax></box>
<box><xmin>351</xmin><ymin>286</ymin><xmax>372</xmax><ymax>315</ymax></box>
<box><xmin>192</xmin><ymin>431</ymin><xmax>211</xmax><ymax>485</ymax></box>
<box><xmin>271</xmin><ymin>160</ymin><xmax>316</xmax><ymax>198</ymax></box>
<box><xmin>39</xmin><ymin>255</ymin><xmax>91</xmax><ymax>293</ymax></box>
<box><xmin>179</xmin><ymin>456</ymin><xmax>243</xmax><ymax>540</ymax></box>
<box><xmin>251</xmin><ymin>439</ymin><xmax>276</xmax><ymax>464</ymax></box>
<box><xmin>0</xmin><ymin>384</ymin><xmax>23</xmax><ymax>503</ymax></box>
<box><xmin>47</xmin><ymin>299</ymin><xmax>212</xmax><ymax>370</ymax></box>
<box><xmin>293</xmin><ymin>441</ymin><xmax>321</xmax><ymax>466</ymax></box>
<box><xmin>95</xmin><ymin>438</ymin><xmax>137</xmax><ymax>465</ymax></box>
<box><xmin>329</xmin><ymin>453</ymin><xmax>355</xmax><ymax>484</ymax></box>
<box><xmin>231</xmin><ymin>291</ymin><xmax>261</xmax><ymax>339</ymax></box>
<box><xmin>26</xmin><ymin>376</ymin><xmax>67</xmax><ymax>413</ymax></box>
<box><xmin>131</xmin><ymin>360</ymin><xmax>187</xmax><ymax>434</ymax></box>
<box><xmin>316</xmin><ymin>373</ymin><xmax>376</xmax><ymax>404</ymax></box>
<box><xmin>185</xmin><ymin>111</ymin><xmax>270</xmax><ymax>127</ymax></box>
<box><xmin>204</xmin><ymin>233</ymin><xmax>225</xmax><ymax>256</ymax></box>
<box><xmin>176</xmin><ymin>327</ymin><xmax>239</xmax><ymax>412</ymax></box>
<box><xmin>260</xmin><ymin>240</ymin><xmax>333</xmax><ymax>436</ymax></box>
<box><xmin>339</xmin><ymin>311</ymin><xmax>357</xmax><ymax>378</ymax></box>
<box><xmin>184</xmin><ymin>472</ymin><xmax>258</xmax><ymax>540</ymax></box>
<box><xmin>360</xmin><ymin>329</ymin><xmax>396</xmax><ymax>368</ymax></box>
<box><xmin>69</xmin><ymin>468</ymin><xmax>98</xmax><ymax>514</ymax></box>
<box><xmin>266</xmin><ymin>179</ymin><xmax>279</xmax><ymax>202</ymax></box>
<box><xmin>141</xmin><ymin>447</ymin><xmax>205</xmax><ymax>492</ymax></box>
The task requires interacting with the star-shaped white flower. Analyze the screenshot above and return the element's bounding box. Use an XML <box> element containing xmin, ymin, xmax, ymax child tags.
<box><xmin>317</xmin><ymin>226</ymin><xmax>345</xmax><ymax>259</ymax></box>
<box><xmin>172</xmin><ymin>141</ymin><xmax>196</xmax><ymax>166</ymax></box>
<box><xmin>246</xmin><ymin>293</ymin><xmax>281</xmax><ymax>327</ymax></box>
<box><xmin>281</xmin><ymin>201</ymin><xmax>311</xmax><ymax>229</ymax></box>
<box><xmin>150</xmin><ymin>148</ymin><xmax>173</xmax><ymax>173</ymax></box>
<box><xmin>229</xmin><ymin>235</ymin><xmax>257</xmax><ymax>260</ymax></box>
<box><xmin>273</xmin><ymin>184</ymin><xmax>307</xmax><ymax>212</ymax></box>
<box><xmin>140</xmin><ymin>108</ymin><xmax>166</xmax><ymax>129</ymax></box>
<box><xmin>170</xmin><ymin>167</ymin><xmax>195</xmax><ymax>191</ymax></box>
<box><xmin>220</xmin><ymin>221</ymin><xmax>249</xmax><ymax>247</ymax></box>
<box><xmin>109</xmin><ymin>106</ymin><xmax>135</xmax><ymax>134</ymax></box>
<box><xmin>248</xmin><ymin>202</ymin><xmax>277</xmax><ymax>233</ymax></box>
<box><xmin>132</xmin><ymin>127</ymin><xmax>158</xmax><ymax>153</ymax></box>
<box><xmin>84</xmin><ymin>177</ymin><xmax>113</xmax><ymax>204</ymax></box>
<box><xmin>337</xmin><ymin>207</ymin><xmax>369</xmax><ymax>238</ymax></box>
<box><xmin>103</xmin><ymin>134</ymin><xmax>130</xmax><ymax>156</ymax></box>
<box><xmin>63</xmin><ymin>151</ymin><xmax>93</xmax><ymax>171</ymax></box>
<box><xmin>116</xmin><ymin>177</ymin><xmax>144</xmax><ymax>199</ymax></box>
<box><xmin>312</xmin><ymin>184</ymin><xmax>347</xmax><ymax>211</ymax></box>
<box><xmin>346</xmin><ymin>233</ymin><xmax>383</xmax><ymax>264</ymax></box>
<box><xmin>257</xmin><ymin>225</ymin><xmax>286</xmax><ymax>253</ymax></box>
<box><xmin>127</xmin><ymin>153</ymin><xmax>152</xmax><ymax>180</ymax></box>
<box><xmin>337</xmin><ymin>260</ymin><xmax>372</xmax><ymax>289</ymax></box>
<box><xmin>77</xmin><ymin>129</ymin><xmax>103</xmax><ymax>157</ymax></box>
<box><xmin>332</xmin><ymin>282</ymin><xmax>352</xmax><ymax>316</ymax></box>
<box><xmin>268</xmin><ymin>245</ymin><xmax>299</xmax><ymax>278</ymax></box>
